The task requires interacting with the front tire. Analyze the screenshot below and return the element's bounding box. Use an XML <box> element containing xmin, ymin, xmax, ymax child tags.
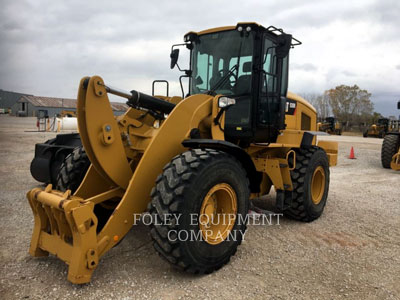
<box><xmin>148</xmin><ymin>149</ymin><xmax>249</xmax><ymax>274</ymax></box>
<box><xmin>286</xmin><ymin>147</ymin><xmax>330</xmax><ymax>222</ymax></box>
<box><xmin>381</xmin><ymin>134</ymin><xmax>400</xmax><ymax>168</ymax></box>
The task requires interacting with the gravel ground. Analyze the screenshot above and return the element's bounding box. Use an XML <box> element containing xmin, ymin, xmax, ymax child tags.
<box><xmin>0</xmin><ymin>115</ymin><xmax>399</xmax><ymax>300</ymax></box>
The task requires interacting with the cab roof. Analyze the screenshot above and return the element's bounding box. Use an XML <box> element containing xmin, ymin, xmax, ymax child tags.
<box><xmin>184</xmin><ymin>22</ymin><xmax>301</xmax><ymax>46</ymax></box>
<box><xmin>185</xmin><ymin>22</ymin><xmax>262</xmax><ymax>37</ymax></box>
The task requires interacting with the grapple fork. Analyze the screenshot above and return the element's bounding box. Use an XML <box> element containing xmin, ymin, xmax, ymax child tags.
<box><xmin>26</xmin><ymin>75</ymin><xmax>214</xmax><ymax>284</ymax></box>
<box><xmin>27</xmin><ymin>184</ymin><xmax>99</xmax><ymax>284</ymax></box>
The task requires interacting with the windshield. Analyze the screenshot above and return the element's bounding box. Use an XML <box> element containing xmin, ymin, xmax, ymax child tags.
<box><xmin>190</xmin><ymin>30</ymin><xmax>254</xmax><ymax>96</ymax></box>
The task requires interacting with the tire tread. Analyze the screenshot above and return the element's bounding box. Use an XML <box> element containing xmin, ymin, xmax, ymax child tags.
<box><xmin>148</xmin><ymin>149</ymin><xmax>249</xmax><ymax>274</ymax></box>
<box><xmin>56</xmin><ymin>147</ymin><xmax>90</xmax><ymax>192</ymax></box>
<box><xmin>285</xmin><ymin>147</ymin><xmax>329</xmax><ymax>222</ymax></box>
<box><xmin>381</xmin><ymin>134</ymin><xmax>399</xmax><ymax>169</ymax></box>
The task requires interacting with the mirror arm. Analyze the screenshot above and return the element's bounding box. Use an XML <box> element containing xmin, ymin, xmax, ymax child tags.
<box><xmin>179</xmin><ymin>74</ymin><xmax>190</xmax><ymax>99</ymax></box>
<box><xmin>176</xmin><ymin>62</ymin><xmax>183</xmax><ymax>72</ymax></box>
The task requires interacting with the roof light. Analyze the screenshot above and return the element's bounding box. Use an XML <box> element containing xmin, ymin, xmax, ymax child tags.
<box><xmin>237</xmin><ymin>26</ymin><xmax>243</xmax><ymax>32</ymax></box>
<box><xmin>246</xmin><ymin>26</ymin><xmax>251</xmax><ymax>32</ymax></box>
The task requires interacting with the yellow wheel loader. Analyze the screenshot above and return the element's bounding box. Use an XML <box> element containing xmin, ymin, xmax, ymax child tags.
<box><xmin>317</xmin><ymin>117</ymin><xmax>342</xmax><ymax>135</ymax></box>
<box><xmin>26</xmin><ymin>23</ymin><xmax>338</xmax><ymax>284</ymax></box>
<box><xmin>363</xmin><ymin>118</ymin><xmax>389</xmax><ymax>138</ymax></box>
<box><xmin>381</xmin><ymin>101</ymin><xmax>400</xmax><ymax>171</ymax></box>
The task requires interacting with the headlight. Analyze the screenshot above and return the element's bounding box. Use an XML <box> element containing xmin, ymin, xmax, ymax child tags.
<box><xmin>218</xmin><ymin>97</ymin><xmax>236</xmax><ymax>108</ymax></box>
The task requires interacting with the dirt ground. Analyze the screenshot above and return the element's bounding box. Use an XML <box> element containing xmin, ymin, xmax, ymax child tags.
<box><xmin>0</xmin><ymin>115</ymin><xmax>399</xmax><ymax>300</ymax></box>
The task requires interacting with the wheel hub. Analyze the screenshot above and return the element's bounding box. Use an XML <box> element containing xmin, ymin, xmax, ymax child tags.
<box><xmin>311</xmin><ymin>166</ymin><xmax>325</xmax><ymax>205</ymax></box>
<box><xmin>199</xmin><ymin>183</ymin><xmax>237</xmax><ymax>245</ymax></box>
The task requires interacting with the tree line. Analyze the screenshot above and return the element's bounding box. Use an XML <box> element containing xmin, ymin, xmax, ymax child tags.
<box><xmin>300</xmin><ymin>85</ymin><xmax>384</xmax><ymax>131</ymax></box>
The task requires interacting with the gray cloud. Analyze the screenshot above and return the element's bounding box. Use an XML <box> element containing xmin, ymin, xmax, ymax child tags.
<box><xmin>291</xmin><ymin>63</ymin><xmax>318</xmax><ymax>72</ymax></box>
<box><xmin>342</xmin><ymin>70</ymin><xmax>356</xmax><ymax>77</ymax></box>
<box><xmin>370</xmin><ymin>91</ymin><xmax>400</xmax><ymax>117</ymax></box>
<box><xmin>0</xmin><ymin>0</ymin><xmax>399</xmax><ymax>116</ymax></box>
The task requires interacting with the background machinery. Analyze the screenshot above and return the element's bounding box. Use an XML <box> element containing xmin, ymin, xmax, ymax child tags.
<box><xmin>317</xmin><ymin>117</ymin><xmax>342</xmax><ymax>135</ymax></box>
<box><xmin>363</xmin><ymin>118</ymin><xmax>389</xmax><ymax>138</ymax></box>
<box><xmin>381</xmin><ymin>101</ymin><xmax>400</xmax><ymax>170</ymax></box>
<box><xmin>26</xmin><ymin>23</ymin><xmax>338</xmax><ymax>284</ymax></box>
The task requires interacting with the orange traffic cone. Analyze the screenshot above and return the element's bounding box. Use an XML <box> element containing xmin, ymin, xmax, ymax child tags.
<box><xmin>349</xmin><ymin>146</ymin><xmax>356</xmax><ymax>159</ymax></box>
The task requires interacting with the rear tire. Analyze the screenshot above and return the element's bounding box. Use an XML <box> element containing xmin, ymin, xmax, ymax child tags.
<box><xmin>49</xmin><ymin>153</ymin><xmax>67</xmax><ymax>186</ymax></box>
<box><xmin>148</xmin><ymin>149</ymin><xmax>249</xmax><ymax>274</ymax></box>
<box><xmin>363</xmin><ymin>130</ymin><xmax>368</xmax><ymax>138</ymax></box>
<box><xmin>381</xmin><ymin>134</ymin><xmax>400</xmax><ymax>169</ymax></box>
<box><xmin>286</xmin><ymin>147</ymin><xmax>330</xmax><ymax>222</ymax></box>
<box><xmin>56</xmin><ymin>147</ymin><xmax>90</xmax><ymax>193</ymax></box>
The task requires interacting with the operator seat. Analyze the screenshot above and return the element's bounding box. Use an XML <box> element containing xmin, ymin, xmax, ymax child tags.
<box><xmin>209</xmin><ymin>69</ymin><xmax>232</xmax><ymax>91</ymax></box>
<box><xmin>209</xmin><ymin>72</ymin><xmax>222</xmax><ymax>89</ymax></box>
<box><xmin>234</xmin><ymin>61</ymin><xmax>252</xmax><ymax>95</ymax></box>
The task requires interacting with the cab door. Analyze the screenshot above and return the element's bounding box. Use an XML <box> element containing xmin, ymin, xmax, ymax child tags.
<box><xmin>254</xmin><ymin>35</ymin><xmax>289</xmax><ymax>142</ymax></box>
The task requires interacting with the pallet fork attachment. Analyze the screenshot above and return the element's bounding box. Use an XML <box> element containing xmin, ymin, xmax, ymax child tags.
<box><xmin>26</xmin><ymin>75</ymin><xmax>215</xmax><ymax>283</ymax></box>
<box><xmin>27</xmin><ymin>185</ymin><xmax>100</xmax><ymax>283</ymax></box>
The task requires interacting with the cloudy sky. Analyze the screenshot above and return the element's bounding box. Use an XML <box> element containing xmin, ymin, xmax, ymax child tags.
<box><xmin>1</xmin><ymin>0</ymin><xmax>399</xmax><ymax>116</ymax></box>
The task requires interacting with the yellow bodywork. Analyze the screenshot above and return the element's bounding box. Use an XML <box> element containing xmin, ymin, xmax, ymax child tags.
<box><xmin>285</xmin><ymin>92</ymin><xmax>316</xmax><ymax>131</ymax></box>
<box><xmin>365</xmin><ymin>123</ymin><xmax>387</xmax><ymax>138</ymax></box>
<box><xmin>60</xmin><ymin>110</ymin><xmax>77</xmax><ymax>117</ymax></box>
<box><xmin>26</xmin><ymin>75</ymin><xmax>338</xmax><ymax>284</ymax></box>
<box><xmin>317</xmin><ymin>119</ymin><xmax>342</xmax><ymax>135</ymax></box>
<box><xmin>367</xmin><ymin>124</ymin><xmax>380</xmax><ymax>136</ymax></box>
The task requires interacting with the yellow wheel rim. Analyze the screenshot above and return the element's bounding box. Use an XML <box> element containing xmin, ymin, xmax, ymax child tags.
<box><xmin>199</xmin><ymin>183</ymin><xmax>237</xmax><ymax>245</ymax></box>
<box><xmin>311</xmin><ymin>166</ymin><xmax>325</xmax><ymax>205</ymax></box>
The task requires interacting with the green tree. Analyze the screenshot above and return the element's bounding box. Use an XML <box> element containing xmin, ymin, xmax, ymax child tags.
<box><xmin>368</xmin><ymin>112</ymin><xmax>384</xmax><ymax>125</ymax></box>
<box><xmin>325</xmin><ymin>85</ymin><xmax>373</xmax><ymax>129</ymax></box>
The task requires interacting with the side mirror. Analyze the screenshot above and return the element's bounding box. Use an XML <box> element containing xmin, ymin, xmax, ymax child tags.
<box><xmin>170</xmin><ymin>49</ymin><xmax>180</xmax><ymax>69</ymax></box>
<box><xmin>275</xmin><ymin>34</ymin><xmax>292</xmax><ymax>59</ymax></box>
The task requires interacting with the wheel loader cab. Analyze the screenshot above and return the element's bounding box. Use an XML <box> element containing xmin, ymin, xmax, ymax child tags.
<box><xmin>187</xmin><ymin>24</ymin><xmax>292</xmax><ymax>144</ymax></box>
<box><xmin>378</xmin><ymin>118</ymin><xmax>389</xmax><ymax>127</ymax></box>
<box><xmin>325</xmin><ymin>117</ymin><xmax>335</xmax><ymax>128</ymax></box>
